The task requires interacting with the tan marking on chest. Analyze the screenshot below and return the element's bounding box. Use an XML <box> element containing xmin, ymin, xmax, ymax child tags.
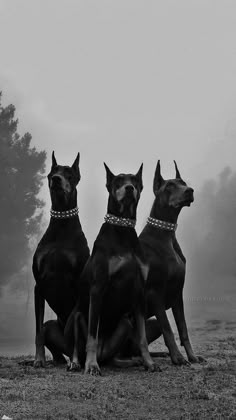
<box><xmin>108</xmin><ymin>254</ymin><xmax>133</xmax><ymax>276</ymax></box>
<box><xmin>35</xmin><ymin>249</ymin><xmax>48</xmax><ymax>272</ymax></box>
<box><xmin>135</xmin><ymin>257</ymin><xmax>149</xmax><ymax>282</ymax></box>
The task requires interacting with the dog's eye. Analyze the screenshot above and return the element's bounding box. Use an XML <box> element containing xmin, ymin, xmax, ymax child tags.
<box><xmin>64</xmin><ymin>169</ymin><xmax>73</xmax><ymax>179</ymax></box>
<box><xmin>115</xmin><ymin>179</ymin><xmax>123</xmax><ymax>188</ymax></box>
<box><xmin>166</xmin><ymin>183</ymin><xmax>175</xmax><ymax>191</ymax></box>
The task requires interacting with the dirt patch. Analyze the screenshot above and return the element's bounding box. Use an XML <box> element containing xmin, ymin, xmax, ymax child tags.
<box><xmin>0</xmin><ymin>335</ymin><xmax>235</xmax><ymax>420</ymax></box>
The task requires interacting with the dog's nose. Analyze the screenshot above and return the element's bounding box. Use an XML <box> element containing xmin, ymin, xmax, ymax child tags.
<box><xmin>125</xmin><ymin>185</ymin><xmax>134</xmax><ymax>193</ymax></box>
<box><xmin>185</xmin><ymin>187</ymin><xmax>194</xmax><ymax>197</ymax></box>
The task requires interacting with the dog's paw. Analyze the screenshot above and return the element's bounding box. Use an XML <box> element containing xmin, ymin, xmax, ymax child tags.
<box><xmin>67</xmin><ymin>361</ymin><xmax>81</xmax><ymax>372</ymax></box>
<box><xmin>85</xmin><ymin>362</ymin><xmax>101</xmax><ymax>376</ymax></box>
<box><xmin>144</xmin><ymin>362</ymin><xmax>162</xmax><ymax>372</ymax></box>
<box><xmin>131</xmin><ymin>356</ymin><xmax>143</xmax><ymax>366</ymax></box>
<box><xmin>171</xmin><ymin>353</ymin><xmax>191</xmax><ymax>366</ymax></box>
<box><xmin>33</xmin><ymin>358</ymin><xmax>46</xmax><ymax>368</ymax></box>
<box><xmin>18</xmin><ymin>359</ymin><xmax>34</xmax><ymax>367</ymax></box>
<box><xmin>188</xmin><ymin>354</ymin><xmax>206</xmax><ymax>364</ymax></box>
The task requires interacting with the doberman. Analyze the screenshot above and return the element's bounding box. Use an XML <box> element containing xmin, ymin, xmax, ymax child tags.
<box><xmin>137</xmin><ymin>160</ymin><xmax>204</xmax><ymax>365</ymax></box>
<box><xmin>68</xmin><ymin>163</ymin><xmax>158</xmax><ymax>375</ymax></box>
<box><xmin>32</xmin><ymin>152</ymin><xmax>90</xmax><ymax>367</ymax></box>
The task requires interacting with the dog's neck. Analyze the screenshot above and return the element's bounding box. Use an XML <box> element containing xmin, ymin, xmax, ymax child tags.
<box><xmin>50</xmin><ymin>189</ymin><xmax>80</xmax><ymax>223</ymax></box>
<box><xmin>107</xmin><ymin>196</ymin><xmax>137</xmax><ymax>220</ymax></box>
<box><xmin>50</xmin><ymin>207</ymin><xmax>79</xmax><ymax>220</ymax></box>
<box><xmin>147</xmin><ymin>216</ymin><xmax>177</xmax><ymax>232</ymax></box>
<box><xmin>50</xmin><ymin>189</ymin><xmax>78</xmax><ymax>212</ymax></box>
<box><xmin>149</xmin><ymin>197</ymin><xmax>181</xmax><ymax>226</ymax></box>
<box><xmin>104</xmin><ymin>213</ymin><xmax>136</xmax><ymax>228</ymax></box>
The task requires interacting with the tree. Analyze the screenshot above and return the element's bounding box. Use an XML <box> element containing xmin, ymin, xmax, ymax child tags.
<box><xmin>0</xmin><ymin>92</ymin><xmax>46</xmax><ymax>291</ymax></box>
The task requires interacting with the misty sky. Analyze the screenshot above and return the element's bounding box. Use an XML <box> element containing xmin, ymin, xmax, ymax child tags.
<box><xmin>1</xmin><ymin>0</ymin><xmax>236</xmax><ymax>244</ymax></box>
<box><xmin>1</xmin><ymin>0</ymin><xmax>236</xmax><ymax>354</ymax></box>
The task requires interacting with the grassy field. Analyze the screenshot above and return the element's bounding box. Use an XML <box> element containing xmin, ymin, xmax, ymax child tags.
<box><xmin>0</xmin><ymin>329</ymin><xmax>235</xmax><ymax>420</ymax></box>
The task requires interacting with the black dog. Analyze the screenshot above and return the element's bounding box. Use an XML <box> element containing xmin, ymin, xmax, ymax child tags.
<box><xmin>32</xmin><ymin>152</ymin><xmax>89</xmax><ymax>367</ymax></box>
<box><xmin>69</xmin><ymin>163</ymin><xmax>157</xmax><ymax>375</ymax></box>
<box><xmin>138</xmin><ymin>161</ymin><xmax>204</xmax><ymax>365</ymax></box>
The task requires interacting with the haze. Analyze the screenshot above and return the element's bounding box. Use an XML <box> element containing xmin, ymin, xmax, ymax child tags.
<box><xmin>0</xmin><ymin>0</ymin><xmax>235</xmax><ymax>354</ymax></box>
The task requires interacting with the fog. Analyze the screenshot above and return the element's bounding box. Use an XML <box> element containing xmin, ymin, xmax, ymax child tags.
<box><xmin>0</xmin><ymin>0</ymin><xmax>236</xmax><ymax>354</ymax></box>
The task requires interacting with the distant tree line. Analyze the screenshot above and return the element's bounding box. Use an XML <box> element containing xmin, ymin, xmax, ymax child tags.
<box><xmin>0</xmin><ymin>92</ymin><xmax>46</xmax><ymax>292</ymax></box>
<box><xmin>184</xmin><ymin>166</ymin><xmax>236</xmax><ymax>296</ymax></box>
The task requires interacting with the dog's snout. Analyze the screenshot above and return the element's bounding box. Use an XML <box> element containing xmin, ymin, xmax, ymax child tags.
<box><xmin>125</xmin><ymin>184</ymin><xmax>134</xmax><ymax>193</ymax></box>
<box><xmin>185</xmin><ymin>187</ymin><xmax>194</xmax><ymax>198</ymax></box>
<box><xmin>186</xmin><ymin>187</ymin><xmax>194</xmax><ymax>195</ymax></box>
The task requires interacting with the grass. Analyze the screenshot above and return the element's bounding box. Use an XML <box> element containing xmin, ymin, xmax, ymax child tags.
<box><xmin>0</xmin><ymin>335</ymin><xmax>235</xmax><ymax>420</ymax></box>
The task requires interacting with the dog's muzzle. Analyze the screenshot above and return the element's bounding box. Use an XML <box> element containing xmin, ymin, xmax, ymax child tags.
<box><xmin>50</xmin><ymin>175</ymin><xmax>63</xmax><ymax>190</ymax></box>
<box><xmin>117</xmin><ymin>184</ymin><xmax>138</xmax><ymax>201</ymax></box>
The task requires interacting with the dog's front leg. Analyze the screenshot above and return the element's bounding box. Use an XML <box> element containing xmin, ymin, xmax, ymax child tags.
<box><xmin>67</xmin><ymin>310</ymin><xmax>87</xmax><ymax>372</ymax></box>
<box><xmin>135</xmin><ymin>310</ymin><xmax>160</xmax><ymax>372</ymax></box>
<box><xmin>155</xmin><ymin>304</ymin><xmax>190</xmax><ymax>366</ymax></box>
<box><xmin>172</xmin><ymin>294</ymin><xmax>206</xmax><ymax>363</ymax></box>
<box><xmin>85</xmin><ymin>256</ymin><xmax>107</xmax><ymax>376</ymax></box>
<box><xmin>34</xmin><ymin>285</ymin><xmax>46</xmax><ymax>368</ymax></box>
<box><xmin>85</xmin><ymin>289</ymin><xmax>101</xmax><ymax>375</ymax></box>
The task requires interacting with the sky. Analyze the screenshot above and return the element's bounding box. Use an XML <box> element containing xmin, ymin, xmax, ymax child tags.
<box><xmin>1</xmin><ymin>0</ymin><xmax>236</xmax><ymax>354</ymax></box>
<box><xmin>1</xmin><ymin>0</ymin><xmax>236</xmax><ymax>245</ymax></box>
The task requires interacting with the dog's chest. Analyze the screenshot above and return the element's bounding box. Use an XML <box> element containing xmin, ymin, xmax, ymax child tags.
<box><xmin>108</xmin><ymin>253</ymin><xmax>149</xmax><ymax>281</ymax></box>
<box><xmin>166</xmin><ymin>249</ymin><xmax>185</xmax><ymax>297</ymax></box>
<box><xmin>36</xmin><ymin>244</ymin><xmax>78</xmax><ymax>273</ymax></box>
<box><xmin>167</xmin><ymin>246</ymin><xmax>185</xmax><ymax>272</ymax></box>
<box><xmin>108</xmin><ymin>254</ymin><xmax>130</xmax><ymax>275</ymax></box>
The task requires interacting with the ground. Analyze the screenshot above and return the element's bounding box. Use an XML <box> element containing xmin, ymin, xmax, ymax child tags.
<box><xmin>0</xmin><ymin>325</ymin><xmax>236</xmax><ymax>420</ymax></box>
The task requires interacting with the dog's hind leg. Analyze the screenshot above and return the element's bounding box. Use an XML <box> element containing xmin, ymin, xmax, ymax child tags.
<box><xmin>172</xmin><ymin>294</ymin><xmax>206</xmax><ymax>363</ymax></box>
<box><xmin>145</xmin><ymin>317</ymin><xmax>162</xmax><ymax>344</ymax></box>
<box><xmin>115</xmin><ymin>318</ymin><xmax>168</xmax><ymax>361</ymax></box>
<box><xmin>98</xmin><ymin>314</ymin><xmax>133</xmax><ymax>364</ymax></box>
<box><xmin>145</xmin><ymin>318</ymin><xmax>169</xmax><ymax>358</ymax></box>
<box><xmin>34</xmin><ymin>285</ymin><xmax>46</xmax><ymax>368</ymax></box>
<box><xmin>43</xmin><ymin>320</ymin><xmax>68</xmax><ymax>365</ymax></box>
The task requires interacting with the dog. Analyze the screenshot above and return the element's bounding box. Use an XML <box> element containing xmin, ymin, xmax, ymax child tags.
<box><xmin>137</xmin><ymin>160</ymin><xmax>204</xmax><ymax>365</ymax></box>
<box><xmin>32</xmin><ymin>151</ymin><xmax>90</xmax><ymax>367</ymax></box>
<box><xmin>68</xmin><ymin>163</ymin><xmax>158</xmax><ymax>375</ymax></box>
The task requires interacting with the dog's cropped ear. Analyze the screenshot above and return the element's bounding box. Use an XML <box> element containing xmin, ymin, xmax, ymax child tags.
<box><xmin>135</xmin><ymin>163</ymin><xmax>143</xmax><ymax>191</ymax></box>
<box><xmin>52</xmin><ymin>151</ymin><xmax>57</xmax><ymax>168</ymax></box>
<box><xmin>104</xmin><ymin>162</ymin><xmax>115</xmax><ymax>191</ymax></box>
<box><xmin>71</xmin><ymin>152</ymin><xmax>81</xmax><ymax>182</ymax></box>
<box><xmin>153</xmin><ymin>160</ymin><xmax>164</xmax><ymax>195</ymax></box>
<box><xmin>174</xmin><ymin>160</ymin><xmax>182</xmax><ymax>179</ymax></box>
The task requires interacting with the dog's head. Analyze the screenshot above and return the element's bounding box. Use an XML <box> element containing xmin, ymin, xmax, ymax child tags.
<box><xmin>104</xmin><ymin>163</ymin><xmax>143</xmax><ymax>219</ymax></box>
<box><xmin>48</xmin><ymin>151</ymin><xmax>80</xmax><ymax>209</ymax></box>
<box><xmin>153</xmin><ymin>160</ymin><xmax>194</xmax><ymax>210</ymax></box>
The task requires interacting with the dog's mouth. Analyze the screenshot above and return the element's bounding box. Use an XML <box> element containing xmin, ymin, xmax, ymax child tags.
<box><xmin>50</xmin><ymin>183</ymin><xmax>68</xmax><ymax>196</ymax></box>
<box><xmin>126</xmin><ymin>189</ymin><xmax>136</xmax><ymax>198</ymax></box>
<box><xmin>173</xmin><ymin>197</ymin><xmax>194</xmax><ymax>208</ymax></box>
<box><xmin>50</xmin><ymin>184</ymin><xmax>64</xmax><ymax>191</ymax></box>
<box><xmin>122</xmin><ymin>192</ymin><xmax>138</xmax><ymax>206</ymax></box>
<box><xmin>115</xmin><ymin>186</ymin><xmax>138</xmax><ymax>203</ymax></box>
